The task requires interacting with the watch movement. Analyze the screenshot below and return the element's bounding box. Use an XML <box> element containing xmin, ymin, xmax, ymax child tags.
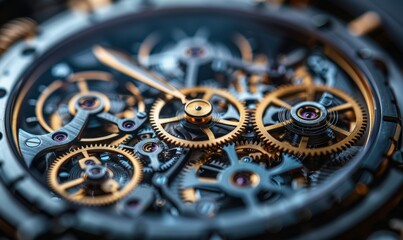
<box><xmin>0</xmin><ymin>0</ymin><xmax>402</xmax><ymax>239</ymax></box>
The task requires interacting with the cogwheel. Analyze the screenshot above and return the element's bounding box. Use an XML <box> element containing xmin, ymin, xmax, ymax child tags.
<box><xmin>48</xmin><ymin>144</ymin><xmax>143</xmax><ymax>206</ymax></box>
<box><xmin>254</xmin><ymin>84</ymin><xmax>367</xmax><ymax>157</ymax></box>
<box><xmin>150</xmin><ymin>87</ymin><xmax>247</xmax><ymax>148</ymax></box>
<box><xmin>134</xmin><ymin>138</ymin><xmax>182</xmax><ymax>173</ymax></box>
<box><xmin>178</xmin><ymin>145</ymin><xmax>304</xmax><ymax>205</ymax></box>
<box><xmin>120</xmin><ymin>127</ymin><xmax>184</xmax><ymax>173</ymax></box>
<box><xmin>178</xmin><ymin>153</ymin><xmax>227</xmax><ymax>204</ymax></box>
<box><xmin>235</xmin><ymin>140</ymin><xmax>280</xmax><ymax>165</ymax></box>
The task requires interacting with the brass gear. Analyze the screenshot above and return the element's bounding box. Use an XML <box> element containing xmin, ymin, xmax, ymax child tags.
<box><xmin>48</xmin><ymin>144</ymin><xmax>143</xmax><ymax>205</ymax></box>
<box><xmin>150</xmin><ymin>87</ymin><xmax>247</xmax><ymax>148</ymax></box>
<box><xmin>235</xmin><ymin>140</ymin><xmax>280</xmax><ymax>164</ymax></box>
<box><xmin>254</xmin><ymin>84</ymin><xmax>367</xmax><ymax>157</ymax></box>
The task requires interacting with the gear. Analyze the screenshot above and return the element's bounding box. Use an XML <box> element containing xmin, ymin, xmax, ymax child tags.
<box><xmin>36</xmin><ymin>71</ymin><xmax>145</xmax><ymax>143</ymax></box>
<box><xmin>179</xmin><ymin>144</ymin><xmax>304</xmax><ymax>207</ymax></box>
<box><xmin>120</xmin><ymin>127</ymin><xmax>185</xmax><ymax>173</ymax></box>
<box><xmin>254</xmin><ymin>84</ymin><xmax>367</xmax><ymax>157</ymax></box>
<box><xmin>48</xmin><ymin>144</ymin><xmax>143</xmax><ymax>205</ymax></box>
<box><xmin>150</xmin><ymin>87</ymin><xmax>247</xmax><ymax>148</ymax></box>
<box><xmin>235</xmin><ymin>140</ymin><xmax>281</xmax><ymax>166</ymax></box>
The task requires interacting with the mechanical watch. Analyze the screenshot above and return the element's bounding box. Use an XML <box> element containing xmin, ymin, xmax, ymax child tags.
<box><xmin>0</xmin><ymin>0</ymin><xmax>402</xmax><ymax>239</ymax></box>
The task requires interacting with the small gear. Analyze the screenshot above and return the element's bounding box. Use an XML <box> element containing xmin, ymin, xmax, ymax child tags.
<box><xmin>254</xmin><ymin>84</ymin><xmax>367</xmax><ymax>157</ymax></box>
<box><xmin>120</xmin><ymin>128</ymin><xmax>186</xmax><ymax>173</ymax></box>
<box><xmin>235</xmin><ymin>140</ymin><xmax>281</xmax><ymax>166</ymax></box>
<box><xmin>48</xmin><ymin>144</ymin><xmax>143</xmax><ymax>205</ymax></box>
<box><xmin>134</xmin><ymin>139</ymin><xmax>183</xmax><ymax>173</ymax></box>
<box><xmin>150</xmin><ymin>87</ymin><xmax>247</xmax><ymax>148</ymax></box>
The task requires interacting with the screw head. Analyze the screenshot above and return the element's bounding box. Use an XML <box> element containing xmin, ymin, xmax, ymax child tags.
<box><xmin>137</xmin><ymin>112</ymin><xmax>147</xmax><ymax>119</ymax></box>
<box><xmin>241</xmin><ymin>156</ymin><xmax>253</xmax><ymax>163</ymax></box>
<box><xmin>25</xmin><ymin>137</ymin><xmax>41</xmax><ymax>147</ymax></box>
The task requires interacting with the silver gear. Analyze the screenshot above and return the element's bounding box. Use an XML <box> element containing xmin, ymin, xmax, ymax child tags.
<box><xmin>120</xmin><ymin>128</ymin><xmax>186</xmax><ymax>173</ymax></box>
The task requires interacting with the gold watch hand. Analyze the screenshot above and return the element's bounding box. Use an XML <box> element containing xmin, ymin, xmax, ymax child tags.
<box><xmin>92</xmin><ymin>45</ymin><xmax>188</xmax><ymax>104</ymax></box>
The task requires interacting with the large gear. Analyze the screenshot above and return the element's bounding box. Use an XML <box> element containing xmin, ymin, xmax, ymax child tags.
<box><xmin>48</xmin><ymin>144</ymin><xmax>143</xmax><ymax>206</ymax></box>
<box><xmin>179</xmin><ymin>144</ymin><xmax>305</xmax><ymax>208</ymax></box>
<box><xmin>254</xmin><ymin>84</ymin><xmax>367</xmax><ymax>157</ymax></box>
<box><xmin>150</xmin><ymin>87</ymin><xmax>247</xmax><ymax>148</ymax></box>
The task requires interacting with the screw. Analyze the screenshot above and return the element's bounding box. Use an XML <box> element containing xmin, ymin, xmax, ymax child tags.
<box><xmin>137</xmin><ymin>112</ymin><xmax>147</xmax><ymax>119</ymax></box>
<box><xmin>241</xmin><ymin>156</ymin><xmax>253</xmax><ymax>163</ymax></box>
<box><xmin>25</xmin><ymin>137</ymin><xmax>41</xmax><ymax>147</ymax></box>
